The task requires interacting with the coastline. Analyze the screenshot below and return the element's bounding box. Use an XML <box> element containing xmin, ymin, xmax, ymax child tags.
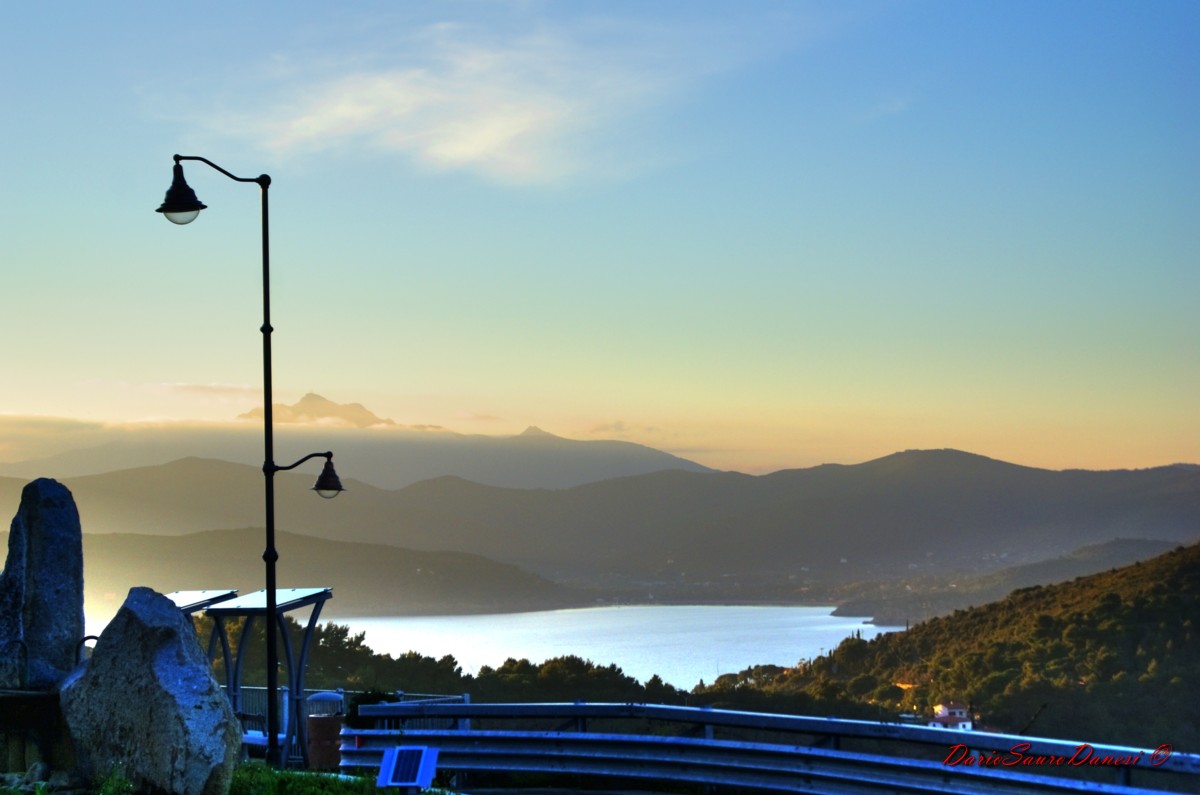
<box><xmin>332</xmin><ymin>604</ymin><xmax>896</xmax><ymax>688</ymax></box>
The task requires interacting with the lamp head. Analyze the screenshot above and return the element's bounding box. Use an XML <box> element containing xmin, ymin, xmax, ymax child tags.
<box><xmin>156</xmin><ymin>162</ymin><xmax>207</xmax><ymax>224</ymax></box>
<box><xmin>312</xmin><ymin>459</ymin><xmax>344</xmax><ymax>499</ymax></box>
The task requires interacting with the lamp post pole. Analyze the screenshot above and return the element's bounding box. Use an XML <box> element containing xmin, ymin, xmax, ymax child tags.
<box><xmin>157</xmin><ymin>155</ymin><xmax>343</xmax><ymax>767</ymax></box>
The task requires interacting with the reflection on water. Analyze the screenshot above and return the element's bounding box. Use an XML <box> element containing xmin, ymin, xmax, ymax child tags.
<box><xmin>332</xmin><ymin>604</ymin><xmax>901</xmax><ymax>689</ymax></box>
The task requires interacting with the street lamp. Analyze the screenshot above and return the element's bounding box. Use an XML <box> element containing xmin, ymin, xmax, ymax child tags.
<box><xmin>157</xmin><ymin>154</ymin><xmax>343</xmax><ymax>766</ymax></box>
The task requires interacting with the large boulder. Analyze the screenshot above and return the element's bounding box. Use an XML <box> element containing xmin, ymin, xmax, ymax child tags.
<box><xmin>0</xmin><ymin>478</ymin><xmax>84</xmax><ymax>689</ymax></box>
<box><xmin>60</xmin><ymin>587</ymin><xmax>241</xmax><ymax>795</ymax></box>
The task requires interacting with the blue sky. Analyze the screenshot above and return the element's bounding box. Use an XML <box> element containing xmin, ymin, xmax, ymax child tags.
<box><xmin>0</xmin><ymin>1</ymin><xmax>1196</xmax><ymax>474</ymax></box>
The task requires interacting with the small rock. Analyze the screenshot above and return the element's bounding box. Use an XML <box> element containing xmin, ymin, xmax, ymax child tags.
<box><xmin>23</xmin><ymin>759</ymin><xmax>48</xmax><ymax>783</ymax></box>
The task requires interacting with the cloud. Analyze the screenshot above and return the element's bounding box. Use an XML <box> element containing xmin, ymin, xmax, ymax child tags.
<box><xmin>238</xmin><ymin>392</ymin><xmax>396</xmax><ymax>428</ymax></box>
<box><xmin>861</xmin><ymin>95</ymin><xmax>914</xmax><ymax>123</ymax></box>
<box><xmin>156</xmin><ymin>383</ymin><xmax>259</xmax><ymax>399</ymax></box>
<box><xmin>407</xmin><ymin>424</ymin><xmax>448</xmax><ymax>432</ymax></box>
<box><xmin>457</xmin><ymin>413</ymin><xmax>504</xmax><ymax>424</ymax></box>
<box><xmin>589</xmin><ymin>420</ymin><xmax>663</xmax><ymax>438</ymax></box>
<box><xmin>195</xmin><ymin>10</ymin><xmax>790</xmax><ymax>185</ymax></box>
<box><xmin>0</xmin><ymin>415</ymin><xmax>108</xmax><ymax>462</ymax></box>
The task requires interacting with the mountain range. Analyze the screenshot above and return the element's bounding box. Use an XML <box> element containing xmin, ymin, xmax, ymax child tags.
<box><xmin>72</xmin><ymin>528</ymin><xmax>585</xmax><ymax>625</ymax></box>
<box><xmin>0</xmin><ymin>394</ymin><xmax>713</xmax><ymax>490</ymax></box>
<box><xmin>3</xmin><ymin>449</ymin><xmax>1195</xmax><ymax>597</ymax></box>
<box><xmin>831</xmin><ymin>537</ymin><xmax>1182</xmax><ymax>624</ymax></box>
<box><xmin>3</xmin><ymin>397</ymin><xmax>1197</xmax><ymax>626</ymax></box>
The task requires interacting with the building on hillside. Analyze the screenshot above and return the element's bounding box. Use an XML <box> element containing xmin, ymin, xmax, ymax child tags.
<box><xmin>927</xmin><ymin>702</ymin><xmax>973</xmax><ymax>730</ymax></box>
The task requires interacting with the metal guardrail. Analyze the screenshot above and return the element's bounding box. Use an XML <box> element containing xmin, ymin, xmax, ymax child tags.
<box><xmin>347</xmin><ymin>729</ymin><xmax>1176</xmax><ymax>795</ymax></box>
<box><xmin>228</xmin><ymin>687</ymin><xmax>466</xmax><ymax>762</ymax></box>
<box><xmin>341</xmin><ymin>702</ymin><xmax>1200</xmax><ymax>794</ymax></box>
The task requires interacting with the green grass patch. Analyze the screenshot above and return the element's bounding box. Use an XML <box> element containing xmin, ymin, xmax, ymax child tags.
<box><xmin>229</xmin><ymin>763</ymin><xmax>376</xmax><ymax>795</ymax></box>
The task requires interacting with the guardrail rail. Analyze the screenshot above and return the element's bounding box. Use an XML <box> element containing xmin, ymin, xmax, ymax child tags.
<box><xmin>339</xmin><ymin>702</ymin><xmax>1200</xmax><ymax>794</ymax></box>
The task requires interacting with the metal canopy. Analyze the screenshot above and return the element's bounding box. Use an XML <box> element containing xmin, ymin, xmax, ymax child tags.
<box><xmin>203</xmin><ymin>587</ymin><xmax>333</xmax><ymax>767</ymax></box>
<box><xmin>206</xmin><ymin>587</ymin><xmax>331</xmax><ymax>616</ymax></box>
<box><xmin>165</xmin><ymin>589</ymin><xmax>239</xmax><ymax>615</ymax></box>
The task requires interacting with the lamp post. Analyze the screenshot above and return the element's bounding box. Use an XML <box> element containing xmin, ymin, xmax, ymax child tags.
<box><xmin>156</xmin><ymin>154</ymin><xmax>343</xmax><ymax>767</ymax></box>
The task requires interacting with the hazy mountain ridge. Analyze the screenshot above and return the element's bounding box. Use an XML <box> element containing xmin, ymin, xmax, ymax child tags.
<box><xmin>831</xmin><ymin>537</ymin><xmax>1182</xmax><ymax>624</ymax></box>
<box><xmin>237</xmin><ymin>392</ymin><xmax>397</xmax><ymax>428</ymax></box>
<box><xmin>37</xmin><ymin>527</ymin><xmax>586</xmax><ymax>627</ymax></box>
<box><xmin>5</xmin><ymin>449</ymin><xmax>1195</xmax><ymax>597</ymax></box>
<box><xmin>0</xmin><ymin>418</ymin><xmax>713</xmax><ymax>490</ymax></box>
<box><xmin>427</xmin><ymin>451</ymin><xmax>1200</xmax><ymax>582</ymax></box>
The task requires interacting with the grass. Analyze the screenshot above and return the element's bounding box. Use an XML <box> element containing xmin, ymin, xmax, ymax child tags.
<box><xmin>2</xmin><ymin>763</ymin><xmax>403</xmax><ymax>795</ymax></box>
<box><xmin>230</xmin><ymin>763</ymin><xmax>377</xmax><ymax>795</ymax></box>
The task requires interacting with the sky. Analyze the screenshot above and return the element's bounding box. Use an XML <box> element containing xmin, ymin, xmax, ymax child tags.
<box><xmin>0</xmin><ymin>1</ymin><xmax>1196</xmax><ymax>475</ymax></box>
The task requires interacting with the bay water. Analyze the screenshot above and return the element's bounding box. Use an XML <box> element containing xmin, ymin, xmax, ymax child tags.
<box><xmin>332</xmin><ymin>605</ymin><xmax>902</xmax><ymax>689</ymax></box>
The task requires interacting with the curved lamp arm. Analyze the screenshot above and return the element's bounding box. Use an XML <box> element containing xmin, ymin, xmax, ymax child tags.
<box><xmin>155</xmin><ymin>154</ymin><xmax>269</xmax><ymax>224</ymax></box>
<box><xmin>273</xmin><ymin>451</ymin><xmax>333</xmax><ymax>473</ymax></box>
<box><xmin>174</xmin><ymin>154</ymin><xmax>270</xmax><ymax>188</ymax></box>
<box><xmin>272</xmin><ymin>452</ymin><xmax>344</xmax><ymax>499</ymax></box>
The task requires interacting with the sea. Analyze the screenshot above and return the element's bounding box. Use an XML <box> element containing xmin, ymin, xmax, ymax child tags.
<box><xmin>331</xmin><ymin>605</ymin><xmax>903</xmax><ymax>690</ymax></box>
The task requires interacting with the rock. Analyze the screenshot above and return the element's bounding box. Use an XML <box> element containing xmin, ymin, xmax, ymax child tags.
<box><xmin>47</xmin><ymin>769</ymin><xmax>74</xmax><ymax>789</ymax></box>
<box><xmin>60</xmin><ymin>588</ymin><xmax>240</xmax><ymax>795</ymax></box>
<box><xmin>23</xmin><ymin>760</ymin><xmax>47</xmax><ymax>784</ymax></box>
<box><xmin>0</xmin><ymin>479</ymin><xmax>84</xmax><ymax>689</ymax></box>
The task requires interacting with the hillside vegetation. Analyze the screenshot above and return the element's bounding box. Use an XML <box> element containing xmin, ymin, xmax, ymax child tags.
<box><xmin>694</xmin><ymin>543</ymin><xmax>1200</xmax><ymax>750</ymax></box>
<box><xmin>207</xmin><ymin>543</ymin><xmax>1198</xmax><ymax>755</ymax></box>
<box><xmin>831</xmin><ymin>538</ymin><xmax>1180</xmax><ymax>624</ymax></box>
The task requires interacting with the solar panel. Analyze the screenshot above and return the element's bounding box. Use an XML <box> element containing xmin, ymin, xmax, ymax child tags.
<box><xmin>376</xmin><ymin>746</ymin><xmax>439</xmax><ymax>789</ymax></box>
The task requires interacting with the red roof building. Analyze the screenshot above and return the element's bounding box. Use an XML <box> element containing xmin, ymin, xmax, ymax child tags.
<box><xmin>927</xmin><ymin>702</ymin><xmax>973</xmax><ymax>731</ymax></box>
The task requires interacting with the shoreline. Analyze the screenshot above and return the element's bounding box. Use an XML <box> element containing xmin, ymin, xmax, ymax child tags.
<box><xmin>318</xmin><ymin>598</ymin><xmax>867</xmax><ymax>622</ymax></box>
<box><xmin>86</xmin><ymin>590</ymin><xmax>890</xmax><ymax>635</ymax></box>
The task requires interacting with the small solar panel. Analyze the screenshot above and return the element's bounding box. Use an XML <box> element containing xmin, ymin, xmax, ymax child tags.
<box><xmin>376</xmin><ymin>746</ymin><xmax>439</xmax><ymax>789</ymax></box>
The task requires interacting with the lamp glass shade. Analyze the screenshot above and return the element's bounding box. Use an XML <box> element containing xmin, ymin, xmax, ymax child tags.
<box><xmin>163</xmin><ymin>209</ymin><xmax>201</xmax><ymax>225</ymax></box>
<box><xmin>312</xmin><ymin>460</ymin><xmax>344</xmax><ymax>499</ymax></box>
<box><xmin>156</xmin><ymin>163</ymin><xmax>206</xmax><ymax>224</ymax></box>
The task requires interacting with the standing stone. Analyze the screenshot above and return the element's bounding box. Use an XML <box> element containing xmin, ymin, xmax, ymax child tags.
<box><xmin>60</xmin><ymin>587</ymin><xmax>241</xmax><ymax>795</ymax></box>
<box><xmin>0</xmin><ymin>478</ymin><xmax>84</xmax><ymax>689</ymax></box>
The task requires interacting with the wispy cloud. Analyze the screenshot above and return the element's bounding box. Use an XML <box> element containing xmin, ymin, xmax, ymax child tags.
<box><xmin>860</xmin><ymin>95</ymin><xmax>915</xmax><ymax>123</ymax></box>
<box><xmin>457</xmin><ymin>412</ymin><xmax>504</xmax><ymax>424</ymax></box>
<box><xmin>589</xmin><ymin>420</ymin><xmax>664</xmax><ymax>438</ymax></box>
<box><xmin>157</xmin><ymin>383</ymin><xmax>259</xmax><ymax>399</ymax></box>
<box><xmin>194</xmin><ymin>10</ymin><xmax>793</xmax><ymax>185</ymax></box>
<box><xmin>0</xmin><ymin>415</ymin><xmax>107</xmax><ymax>462</ymax></box>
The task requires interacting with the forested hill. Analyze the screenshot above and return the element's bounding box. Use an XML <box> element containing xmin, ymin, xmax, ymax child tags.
<box><xmin>703</xmin><ymin>542</ymin><xmax>1200</xmax><ymax>750</ymax></box>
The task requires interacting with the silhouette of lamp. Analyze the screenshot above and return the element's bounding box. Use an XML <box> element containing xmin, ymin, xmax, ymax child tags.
<box><xmin>157</xmin><ymin>154</ymin><xmax>343</xmax><ymax>767</ymax></box>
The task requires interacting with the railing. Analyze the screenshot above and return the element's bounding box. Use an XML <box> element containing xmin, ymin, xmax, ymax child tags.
<box><xmin>228</xmin><ymin>687</ymin><xmax>467</xmax><ymax>763</ymax></box>
<box><xmin>341</xmin><ymin>702</ymin><xmax>1200</xmax><ymax>794</ymax></box>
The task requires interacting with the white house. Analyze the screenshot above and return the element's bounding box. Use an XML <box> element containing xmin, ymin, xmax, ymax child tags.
<box><xmin>927</xmin><ymin>702</ymin><xmax>973</xmax><ymax>730</ymax></box>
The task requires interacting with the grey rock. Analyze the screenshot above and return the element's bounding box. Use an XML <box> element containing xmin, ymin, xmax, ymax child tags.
<box><xmin>47</xmin><ymin>769</ymin><xmax>74</xmax><ymax>789</ymax></box>
<box><xmin>23</xmin><ymin>760</ymin><xmax>48</xmax><ymax>783</ymax></box>
<box><xmin>60</xmin><ymin>587</ymin><xmax>240</xmax><ymax>795</ymax></box>
<box><xmin>0</xmin><ymin>478</ymin><xmax>84</xmax><ymax>689</ymax></box>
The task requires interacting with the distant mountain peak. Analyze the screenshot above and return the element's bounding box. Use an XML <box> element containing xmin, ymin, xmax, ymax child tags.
<box><xmin>873</xmin><ymin>448</ymin><xmax>1019</xmax><ymax>469</ymax></box>
<box><xmin>518</xmin><ymin>426</ymin><xmax>558</xmax><ymax>438</ymax></box>
<box><xmin>238</xmin><ymin>393</ymin><xmax>396</xmax><ymax>429</ymax></box>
